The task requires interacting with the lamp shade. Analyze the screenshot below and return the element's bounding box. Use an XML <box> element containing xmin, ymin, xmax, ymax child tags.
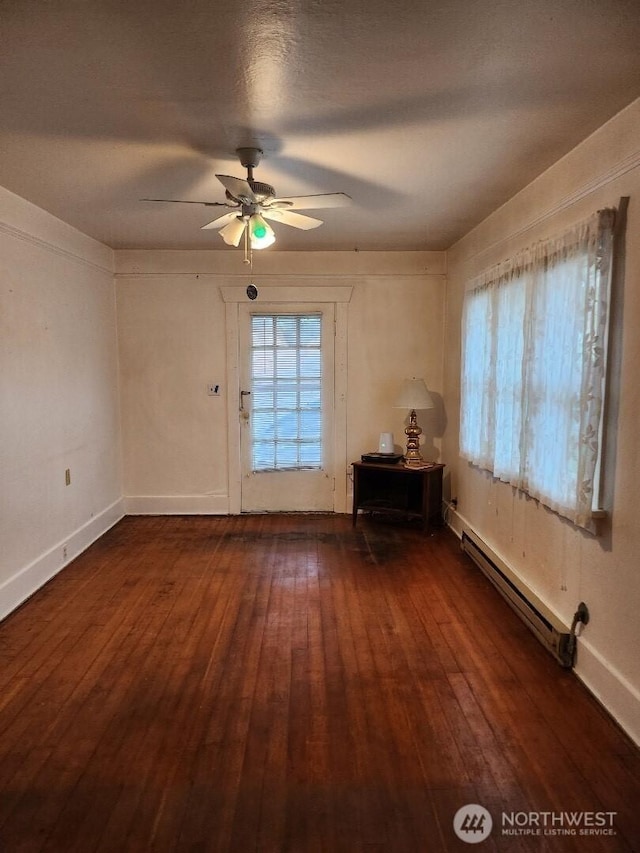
<box><xmin>393</xmin><ymin>378</ymin><xmax>434</xmax><ymax>410</ymax></box>
<box><xmin>249</xmin><ymin>213</ymin><xmax>276</xmax><ymax>249</ymax></box>
<box><xmin>219</xmin><ymin>216</ymin><xmax>247</xmax><ymax>247</ymax></box>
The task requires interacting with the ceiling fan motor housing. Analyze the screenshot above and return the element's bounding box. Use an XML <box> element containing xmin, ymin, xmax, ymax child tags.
<box><xmin>247</xmin><ymin>181</ymin><xmax>276</xmax><ymax>203</ymax></box>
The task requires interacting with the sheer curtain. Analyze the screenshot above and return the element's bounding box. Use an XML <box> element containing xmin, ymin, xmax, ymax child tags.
<box><xmin>460</xmin><ymin>209</ymin><xmax>615</xmax><ymax>529</ymax></box>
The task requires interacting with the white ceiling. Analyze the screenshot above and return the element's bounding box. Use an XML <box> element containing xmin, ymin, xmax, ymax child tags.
<box><xmin>2</xmin><ymin>0</ymin><xmax>639</xmax><ymax>252</ymax></box>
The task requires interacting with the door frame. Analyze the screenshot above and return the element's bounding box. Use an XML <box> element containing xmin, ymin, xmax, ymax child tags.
<box><xmin>221</xmin><ymin>283</ymin><xmax>353</xmax><ymax>514</ymax></box>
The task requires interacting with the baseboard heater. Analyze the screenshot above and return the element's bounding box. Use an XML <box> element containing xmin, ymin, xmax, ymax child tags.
<box><xmin>460</xmin><ymin>529</ymin><xmax>575</xmax><ymax>668</ymax></box>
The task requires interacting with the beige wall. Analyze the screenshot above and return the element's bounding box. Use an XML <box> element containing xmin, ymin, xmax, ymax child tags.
<box><xmin>115</xmin><ymin>250</ymin><xmax>446</xmax><ymax>513</ymax></box>
<box><xmin>0</xmin><ymin>187</ymin><xmax>123</xmax><ymax>619</ymax></box>
<box><xmin>442</xmin><ymin>99</ymin><xmax>640</xmax><ymax>745</ymax></box>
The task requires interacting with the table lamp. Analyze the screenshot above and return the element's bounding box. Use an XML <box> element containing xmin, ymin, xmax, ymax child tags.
<box><xmin>393</xmin><ymin>378</ymin><xmax>434</xmax><ymax>466</ymax></box>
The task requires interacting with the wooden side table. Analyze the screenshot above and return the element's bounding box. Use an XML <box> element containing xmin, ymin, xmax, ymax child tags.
<box><xmin>352</xmin><ymin>461</ymin><xmax>444</xmax><ymax>533</ymax></box>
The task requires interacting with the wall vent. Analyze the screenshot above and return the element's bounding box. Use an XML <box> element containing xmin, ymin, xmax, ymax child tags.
<box><xmin>461</xmin><ymin>529</ymin><xmax>574</xmax><ymax>668</ymax></box>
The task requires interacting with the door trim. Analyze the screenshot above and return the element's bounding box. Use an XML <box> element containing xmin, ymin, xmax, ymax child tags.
<box><xmin>223</xmin><ymin>285</ymin><xmax>352</xmax><ymax>514</ymax></box>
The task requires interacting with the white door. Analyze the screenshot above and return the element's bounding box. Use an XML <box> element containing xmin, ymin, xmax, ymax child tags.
<box><xmin>239</xmin><ymin>303</ymin><xmax>335</xmax><ymax>512</ymax></box>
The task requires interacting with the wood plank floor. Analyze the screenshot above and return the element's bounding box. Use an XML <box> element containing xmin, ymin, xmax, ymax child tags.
<box><xmin>0</xmin><ymin>514</ymin><xmax>639</xmax><ymax>852</ymax></box>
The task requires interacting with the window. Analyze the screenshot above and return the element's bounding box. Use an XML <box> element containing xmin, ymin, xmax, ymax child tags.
<box><xmin>250</xmin><ymin>313</ymin><xmax>323</xmax><ymax>471</ymax></box>
<box><xmin>460</xmin><ymin>209</ymin><xmax>615</xmax><ymax>529</ymax></box>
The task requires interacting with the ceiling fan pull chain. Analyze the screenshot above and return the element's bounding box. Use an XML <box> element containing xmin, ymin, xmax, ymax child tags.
<box><xmin>242</xmin><ymin>224</ymin><xmax>253</xmax><ymax>267</ymax></box>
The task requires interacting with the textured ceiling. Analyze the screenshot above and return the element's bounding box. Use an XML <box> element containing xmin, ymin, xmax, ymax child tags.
<box><xmin>1</xmin><ymin>0</ymin><xmax>639</xmax><ymax>251</ymax></box>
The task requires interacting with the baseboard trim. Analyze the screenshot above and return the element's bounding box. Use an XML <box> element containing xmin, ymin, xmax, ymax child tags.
<box><xmin>0</xmin><ymin>498</ymin><xmax>125</xmax><ymax>623</ymax></box>
<box><xmin>574</xmin><ymin>641</ymin><xmax>640</xmax><ymax>749</ymax></box>
<box><xmin>124</xmin><ymin>494</ymin><xmax>229</xmax><ymax>515</ymax></box>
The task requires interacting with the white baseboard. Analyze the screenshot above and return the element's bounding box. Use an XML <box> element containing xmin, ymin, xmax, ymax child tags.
<box><xmin>124</xmin><ymin>494</ymin><xmax>229</xmax><ymax>515</ymax></box>
<box><xmin>446</xmin><ymin>507</ymin><xmax>640</xmax><ymax>749</ymax></box>
<box><xmin>0</xmin><ymin>498</ymin><xmax>125</xmax><ymax>622</ymax></box>
<box><xmin>575</xmin><ymin>641</ymin><xmax>640</xmax><ymax>748</ymax></box>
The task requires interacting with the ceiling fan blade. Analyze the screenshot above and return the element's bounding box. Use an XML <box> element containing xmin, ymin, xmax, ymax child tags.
<box><xmin>262</xmin><ymin>209</ymin><xmax>323</xmax><ymax>230</ymax></box>
<box><xmin>201</xmin><ymin>211</ymin><xmax>244</xmax><ymax>231</ymax></box>
<box><xmin>268</xmin><ymin>192</ymin><xmax>352</xmax><ymax>211</ymax></box>
<box><xmin>215</xmin><ymin>174</ymin><xmax>257</xmax><ymax>203</ymax></box>
<box><xmin>141</xmin><ymin>198</ymin><xmax>232</xmax><ymax>207</ymax></box>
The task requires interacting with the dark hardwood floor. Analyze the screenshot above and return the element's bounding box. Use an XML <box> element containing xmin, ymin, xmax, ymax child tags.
<box><xmin>0</xmin><ymin>514</ymin><xmax>639</xmax><ymax>852</ymax></box>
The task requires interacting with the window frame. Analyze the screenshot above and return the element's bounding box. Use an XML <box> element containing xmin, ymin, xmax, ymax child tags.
<box><xmin>249</xmin><ymin>312</ymin><xmax>324</xmax><ymax>473</ymax></box>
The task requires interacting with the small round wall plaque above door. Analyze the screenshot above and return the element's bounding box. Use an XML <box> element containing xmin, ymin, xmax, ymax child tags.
<box><xmin>246</xmin><ymin>284</ymin><xmax>258</xmax><ymax>300</ymax></box>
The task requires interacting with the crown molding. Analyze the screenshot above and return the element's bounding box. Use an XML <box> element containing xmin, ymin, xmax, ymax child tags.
<box><xmin>0</xmin><ymin>218</ymin><xmax>114</xmax><ymax>275</ymax></box>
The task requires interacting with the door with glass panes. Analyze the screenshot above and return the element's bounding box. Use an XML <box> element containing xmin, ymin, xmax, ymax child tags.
<box><xmin>239</xmin><ymin>304</ymin><xmax>335</xmax><ymax>511</ymax></box>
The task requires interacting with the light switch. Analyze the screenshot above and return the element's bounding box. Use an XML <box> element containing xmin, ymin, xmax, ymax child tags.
<box><xmin>207</xmin><ymin>383</ymin><xmax>221</xmax><ymax>396</ymax></box>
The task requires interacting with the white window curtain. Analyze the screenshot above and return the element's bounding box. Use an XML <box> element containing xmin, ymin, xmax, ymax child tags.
<box><xmin>460</xmin><ymin>209</ymin><xmax>615</xmax><ymax>529</ymax></box>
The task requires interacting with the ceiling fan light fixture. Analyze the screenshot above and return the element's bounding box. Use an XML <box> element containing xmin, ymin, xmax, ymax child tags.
<box><xmin>219</xmin><ymin>216</ymin><xmax>247</xmax><ymax>246</ymax></box>
<box><xmin>249</xmin><ymin>213</ymin><xmax>275</xmax><ymax>249</ymax></box>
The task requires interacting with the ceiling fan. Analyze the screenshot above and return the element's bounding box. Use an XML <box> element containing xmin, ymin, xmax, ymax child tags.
<box><xmin>142</xmin><ymin>147</ymin><xmax>352</xmax><ymax>249</ymax></box>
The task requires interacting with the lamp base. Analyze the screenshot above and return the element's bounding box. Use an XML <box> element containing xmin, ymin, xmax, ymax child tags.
<box><xmin>404</xmin><ymin>452</ymin><xmax>425</xmax><ymax>467</ymax></box>
<box><xmin>403</xmin><ymin>409</ymin><xmax>425</xmax><ymax>466</ymax></box>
